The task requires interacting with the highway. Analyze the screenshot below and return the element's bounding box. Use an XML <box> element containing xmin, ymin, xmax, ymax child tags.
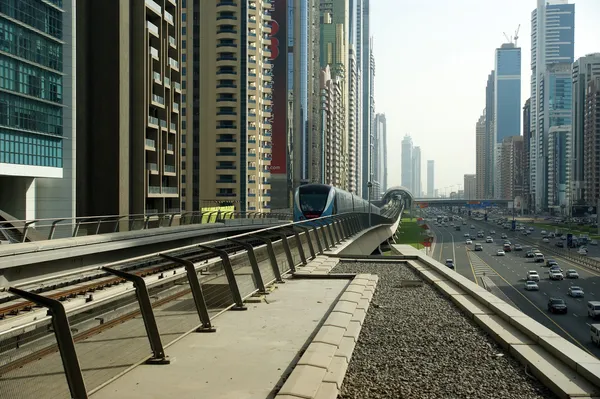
<box><xmin>430</xmin><ymin>217</ymin><xmax>600</xmax><ymax>358</ymax></box>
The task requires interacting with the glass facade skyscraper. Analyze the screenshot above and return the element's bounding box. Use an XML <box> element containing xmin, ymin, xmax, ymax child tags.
<box><xmin>530</xmin><ymin>0</ymin><xmax>575</xmax><ymax>211</ymax></box>
<box><xmin>0</xmin><ymin>0</ymin><xmax>75</xmax><ymax>222</ymax></box>
<box><xmin>494</xmin><ymin>44</ymin><xmax>521</xmax><ymax>144</ymax></box>
<box><xmin>0</xmin><ymin>0</ymin><xmax>64</xmax><ymax>170</ymax></box>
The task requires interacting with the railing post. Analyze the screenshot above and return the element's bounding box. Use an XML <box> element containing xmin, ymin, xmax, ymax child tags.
<box><xmin>197</xmin><ymin>245</ymin><xmax>247</xmax><ymax>310</ymax></box>
<box><xmin>329</xmin><ymin>219</ymin><xmax>340</xmax><ymax>245</ymax></box>
<box><xmin>296</xmin><ymin>226</ymin><xmax>316</xmax><ymax>260</ymax></box>
<box><xmin>159</xmin><ymin>254</ymin><xmax>217</xmax><ymax>332</ymax></box>
<box><xmin>288</xmin><ymin>227</ymin><xmax>307</xmax><ymax>265</ymax></box>
<box><xmin>350</xmin><ymin>216</ymin><xmax>359</xmax><ymax>235</ymax></box>
<box><xmin>273</xmin><ymin>231</ymin><xmax>297</xmax><ymax>272</ymax></box>
<box><xmin>48</xmin><ymin>219</ymin><xmax>66</xmax><ymax>240</ymax></box>
<box><xmin>318</xmin><ymin>220</ymin><xmax>331</xmax><ymax>251</ymax></box>
<box><xmin>8</xmin><ymin>287</ymin><xmax>89</xmax><ymax>399</ymax></box>
<box><xmin>311</xmin><ymin>225</ymin><xmax>324</xmax><ymax>254</ymax></box>
<box><xmin>168</xmin><ymin>213</ymin><xmax>176</xmax><ymax>227</ymax></box>
<box><xmin>228</xmin><ymin>238</ymin><xmax>268</xmax><ymax>294</ymax></box>
<box><xmin>102</xmin><ymin>267</ymin><xmax>170</xmax><ymax>364</ymax></box>
<box><xmin>250</xmin><ymin>235</ymin><xmax>284</xmax><ymax>283</ymax></box>
<box><xmin>143</xmin><ymin>215</ymin><xmax>151</xmax><ymax>230</ymax></box>
<box><xmin>336</xmin><ymin>216</ymin><xmax>348</xmax><ymax>239</ymax></box>
<box><xmin>72</xmin><ymin>219</ymin><xmax>82</xmax><ymax>238</ymax></box>
<box><xmin>94</xmin><ymin>218</ymin><xmax>104</xmax><ymax>235</ymax></box>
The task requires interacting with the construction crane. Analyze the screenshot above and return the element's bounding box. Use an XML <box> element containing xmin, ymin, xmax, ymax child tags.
<box><xmin>503</xmin><ymin>24</ymin><xmax>521</xmax><ymax>46</ymax></box>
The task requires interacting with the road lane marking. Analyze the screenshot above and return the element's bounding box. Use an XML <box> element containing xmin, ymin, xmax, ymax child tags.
<box><xmin>465</xmin><ymin>248</ymin><xmax>479</xmax><ymax>285</ymax></box>
<box><xmin>473</xmin><ymin>247</ymin><xmax>594</xmax><ymax>355</ymax></box>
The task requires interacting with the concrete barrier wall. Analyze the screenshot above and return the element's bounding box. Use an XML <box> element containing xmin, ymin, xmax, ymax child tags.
<box><xmin>391</xmin><ymin>244</ymin><xmax>600</xmax><ymax>398</ymax></box>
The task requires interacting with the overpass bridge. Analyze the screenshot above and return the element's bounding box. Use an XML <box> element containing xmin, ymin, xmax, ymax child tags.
<box><xmin>413</xmin><ymin>198</ymin><xmax>513</xmax><ymax>207</ymax></box>
<box><xmin>0</xmin><ymin>195</ymin><xmax>599</xmax><ymax>399</ymax></box>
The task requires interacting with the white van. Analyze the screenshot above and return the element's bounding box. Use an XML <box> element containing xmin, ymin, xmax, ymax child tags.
<box><xmin>534</xmin><ymin>252</ymin><xmax>545</xmax><ymax>263</ymax></box>
<box><xmin>591</xmin><ymin>324</ymin><xmax>600</xmax><ymax>345</ymax></box>
<box><xmin>588</xmin><ymin>301</ymin><xmax>600</xmax><ymax>319</ymax></box>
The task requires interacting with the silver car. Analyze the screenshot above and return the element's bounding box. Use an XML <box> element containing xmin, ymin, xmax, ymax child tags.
<box><xmin>568</xmin><ymin>286</ymin><xmax>584</xmax><ymax>298</ymax></box>
<box><xmin>525</xmin><ymin>281</ymin><xmax>539</xmax><ymax>291</ymax></box>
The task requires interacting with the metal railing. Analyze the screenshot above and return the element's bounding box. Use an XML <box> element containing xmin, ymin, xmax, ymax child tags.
<box><xmin>0</xmin><ymin>210</ymin><xmax>295</xmax><ymax>244</ymax></box>
<box><xmin>0</xmin><ymin>207</ymin><xmax>401</xmax><ymax>398</ymax></box>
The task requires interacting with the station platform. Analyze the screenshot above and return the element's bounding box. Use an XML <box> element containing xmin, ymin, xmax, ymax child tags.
<box><xmin>90</xmin><ymin>278</ymin><xmax>349</xmax><ymax>399</ymax></box>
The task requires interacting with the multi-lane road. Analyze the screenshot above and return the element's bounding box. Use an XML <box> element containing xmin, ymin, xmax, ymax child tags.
<box><xmin>430</xmin><ymin>217</ymin><xmax>600</xmax><ymax>358</ymax></box>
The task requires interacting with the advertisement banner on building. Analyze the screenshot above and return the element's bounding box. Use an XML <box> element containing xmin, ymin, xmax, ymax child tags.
<box><xmin>269</xmin><ymin>0</ymin><xmax>287</xmax><ymax>175</ymax></box>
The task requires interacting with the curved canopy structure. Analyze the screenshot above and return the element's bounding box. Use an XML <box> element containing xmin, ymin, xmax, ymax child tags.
<box><xmin>381</xmin><ymin>186</ymin><xmax>414</xmax><ymax>208</ymax></box>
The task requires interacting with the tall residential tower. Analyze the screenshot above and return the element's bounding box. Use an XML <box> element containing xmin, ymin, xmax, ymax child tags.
<box><xmin>530</xmin><ymin>0</ymin><xmax>575</xmax><ymax>211</ymax></box>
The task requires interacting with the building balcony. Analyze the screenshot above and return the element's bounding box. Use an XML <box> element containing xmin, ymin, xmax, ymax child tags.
<box><xmin>148</xmin><ymin>115</ymin><xmax>159</xmax><ymax>127</ymax></box>
<box><xmin>166</xmin><ymin>143</ymin><xmax>174</xmax><ymax>153</ymax></box>
<box><xmin>164</xmin><ymin>76</ymin><xmax>171</xmax><ymax>87</ymax></box>
<box><xmin>173</xmin><ymin>81</ymin><xmax>181</xmax><ymax>92</ymax></box>
<box><xmin>217</xmin><ymin>29</ymin><xmax>238</xmax><ymax>39</ymax></box>
<box><xmin>217</xmin><ymin>165</ymin><xmax>237</xmax><ymax>170</ymax></box>
<box><xmin>150</xmin><ymin>46</ymin><xmax>159</xmax><ymax>60</ymax></box>
<box><xmin>168</xmin><ymin>0</ymin><xmax>177</xmax><ymax>6</ymax></box>
<box><xmin>217</xmin><ymin>111</ymin><xmax>237</xmax><ymax>116</ymax></box>
<box><xmin>248</xmin><ymin>139</ymin><xmax>256</xmax><ymax>144</ymax></box>
<box><xmin>169</xmin><ymin>35</ymin><xmax>176</xmax><ymax>49</ymax></box>
<box><xmin>147</xmin><ymin>163</ymin><xmax>159</xmax><ymax>173</ymax></box>
<box><xmin>217</xmin><ymin>1</ymin><xmax>237</xmax><ymax>12</ymax></box>
<box><xmin>248</xmin><ymin>193</ymin><xmax>256</xmax><ymax>197</ymax></box>
<box><xmin>160</xmin><ymin>119</ymin><xmax>168</xmax><ymax>129</ymax></box>
<box><xmin>248</xmin><ymin>153</ymin><xmax>256</xmax><ymax>157</ymax></box>
<box><xmin>170</xmin><ymin>122</ymin><xmax>177</xmax><ymax>133</ymax></box>
<box><xmin>218</xmin><ymin>15</ymin><xmax>238</xmax><ymax>21</ymax></box>
<box><xmin>153</xmin><ymin>71</ymin><xmax>162</xmax><ymax>84</ymax></box>
<box><xmin>216</xmin><ymin>179</ymin><xmax>237</xmax><ymax>184</ymax></box>
<box><xmin>217</xmin><ymin>152</ymin><xmax>237</xmax><ymax>157</ymax></box>
<box><xmin>152</xmin><ymin>94</ymin><xmax>165</xmax><ymax>107</ymax></box>
<box><xmin>217</xmin><ymin>42</ymin><xmax>238</xmax><ymax>49</ymax></box>
<box><xmin>146</xmin><ymin>0</ymin><xmax>161</xmax><ymax>16</ymax></box>
<box><xmin>148</xmin><ymin>186</ymin><xmax>178</xmax><ymax>197</ymax></box>
<box><xmin>147</xmin><ymin>21</ymin><xmax>159</xmax><ymax>37</ymax></box>
<box><xmin>164</xmin><ymin>10</ymin><xmax>174</xmax><ymax>25</ymax></box>
<box><xmin>169</xmin><ymin>57</ymin><xmax>179</xmax><ymax>70</ymax></box>
<box><xmin>216</xmin><ymin>192</ymin><xmax>237</xmax><ymax>198</ymax></box>
<box><xmin>145</xmin><ymin>138</ymin><xmax>156</xmax><ymax>150</ymax></box>
<box><xmin>165</xmin><ymin>164</ymin><xmax>176</xmax><ymax>174</ymax></box>
<box><xmin>173</xmin><ymin>102</ymin><xmax>179</xmax><ymax>112</ymax></box>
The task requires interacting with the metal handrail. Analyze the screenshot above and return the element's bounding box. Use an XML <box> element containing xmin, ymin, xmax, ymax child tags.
<box><xmin>0</xmin><ymin>211</ymin><xmax>293</xmax><ymax>243</ymax></box>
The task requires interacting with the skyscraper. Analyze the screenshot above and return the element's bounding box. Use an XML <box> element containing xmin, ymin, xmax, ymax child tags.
<box><xmin>531</xmin><ymin>0</ymin><xmax>575</xmax><ymax>212</ymax></box>
<box><xmin>583</xmin><ymin>77</ymin><xmax>600</xmax><ymax>205</ymax></box>
<box><xmin>320</xmin><ymin>0</ymin><xmax>350</xmax><ymax>190</ymax></box>
<box><xmin>360</xmin><ymin>0</ymin><xmax>372</xmax><ymax>199</ymax></box>
<box><xmin>195</xmin><ymin>1</ymin><xmax>273</xmax><ymax>213</ymax></box>
<box><xmin>412</xmin><ymin>147</ymin><xmax>421</xmax><ymax>197</ymax></box>
<box><xmin>500</xmin><ymin>136</ymin><xmax>524</xmax><ymax>200</ymax></box>
<box><xmin>76</xmin><ymin>0</ymin><xmax>182</xmax><ymax>218</ymax></box>
<box><xmin>485</xmin><ymin>71</ymin><xmax>495</xmax><ymax>198</ymax></box>
<box><xmin>493</xmin><ymin>43</ymin><xmax>521</xmax><ymax>199</ymax></box>
<box><xmin>572</xmin><ymin>53</ymin><xmax>600</xmax><ymax>206</ymax></box>
<box><xmin>475</xmin><ymin>113</ymin><xmax>486</xmax><ymax>199</ymax></box>
<box><xmin>427</xmin><ymin>160</ymin><xmax>435</xmax><ymax>198</ymax></box>
<box><xmin>401</xmin><ymin>135</ymin><xmax>413</xmax><ymax>192</ymax></box>
<box><xmin>373</xmin><ymin>113</ymin><xmax>386</xmax><ymax>195</ymax></box>
<box><xmin>523</xmin><ymin>99</ymin><xmax>532</xmax><ymax>211</ymax></box>
<box><xmin>0</xmin><ymin>0</ymin><xmax>76</xmax><ymax>222</ymax></box>
<box><xmin>464</xmin><ymin>174</ymin><xmax>477</xmax><ymax>200</ymax></box>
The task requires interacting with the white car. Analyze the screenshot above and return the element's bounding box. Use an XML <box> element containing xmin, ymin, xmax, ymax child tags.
<box><xmin>497</xmin><ymin>249</ymin><xmax>506</xmax><ymax>256</ymax></box>
<box><xmin>466</xmin><ymin>239</ymin><xmax>472</xmax><ymax>245</ymax></box>
<box><xmin>490</xmin><ymin>230</ymin><xmax>496</xmax><ymax>235</ymax></box>
<box><xmin>525</xmin><ymin>280</ymin><xmax>539</xmax><ymax>291</ymax></box>
<box><xmin>464</xmin><ymin>233</ymin><xmax>470</xmax><ymax>238</ymax></box>
<box><xmin>541</xmin><ymin>230</ymin><xmax>547</xmax><ymax>235</ymax></box>
<box><xmin>486</xmin><ymin>237</ymin><xmax>493</xmax><ymax>243</ymax></box>
<box><xmin>542</xmin><ymin>238</ymin><xmax>550</xmax><ymax>243</ymax></box>
<box><xmin>566</xmin><ymin>269</ymin><xmax>579</xmax><ymax>279</ymax></box>
<box><xmin>550</xmin><ymin>271</ymin><xmax>564</xmax><ymax>280</ymax></box>
<box><xmin>578</xmin><ymin>248</ymin><xmax>588</xmax><ymax>256</ymax></box>
<box><xmin>590</xmin><ymin>240</ymin><xmax>598</xmax><ymax>246</ymax></box>
<box><xmin>527</xmin><ymin>271</ymin><xmax>540</xmax><ymax>282</ymax></box>
<box><xmin>568</xmin><ymin>286</ymin><xmax>584</xmax><ymax>298</ymax></box>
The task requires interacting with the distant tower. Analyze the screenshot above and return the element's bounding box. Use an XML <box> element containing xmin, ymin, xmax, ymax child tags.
<box><xmin>401</xmin><ymin>135</ymin><xmax>413</xmax><ymax>193</ymax></box>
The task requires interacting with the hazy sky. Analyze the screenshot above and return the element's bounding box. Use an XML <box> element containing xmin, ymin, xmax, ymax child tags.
<box><xmin>371</xmin><ymin>0</ymin><xmax>600</xmax><ymax>195</ymax></box>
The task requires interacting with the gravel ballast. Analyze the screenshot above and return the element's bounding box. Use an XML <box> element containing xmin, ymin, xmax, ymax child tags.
<box><xmin>334</xmin><ymin>262</ymin><xmax>556</xmax><ymax>399</ymax></box>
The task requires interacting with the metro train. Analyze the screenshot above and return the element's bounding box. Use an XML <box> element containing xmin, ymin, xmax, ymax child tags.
<box><xmin>293</xmin><ymin>184</ymin><xmax>381</xmax><ymax>222</ymax></box>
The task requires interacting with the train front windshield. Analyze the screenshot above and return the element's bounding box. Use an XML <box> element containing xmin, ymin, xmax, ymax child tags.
<box><xmin>299</xmin><ymin>186</ymin><xmax>330</xmax><ymax>218</ymax></box>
